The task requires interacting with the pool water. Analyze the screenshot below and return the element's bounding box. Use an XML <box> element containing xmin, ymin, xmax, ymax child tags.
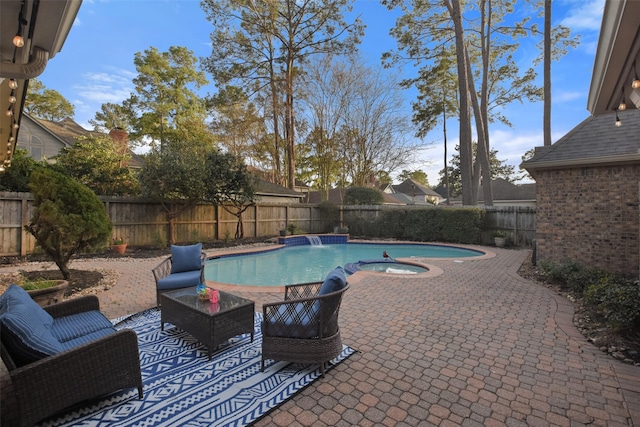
<box><xmin>205</xmin><ymin>242</ymin><xmax>482</xmax><ymax>287</ymax></box>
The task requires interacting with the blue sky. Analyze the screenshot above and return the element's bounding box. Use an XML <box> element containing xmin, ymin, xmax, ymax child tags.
<box><xmin>37</xmin><ymin>0</ymin><xmax>605</xmax><ymax>186</ymax></box>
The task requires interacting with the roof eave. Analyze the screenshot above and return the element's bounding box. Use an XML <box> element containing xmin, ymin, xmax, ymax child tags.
<box><xmin>522</xmin><ymin>153</ymin><xmax>640</xmax><ymax>171</ymax></box>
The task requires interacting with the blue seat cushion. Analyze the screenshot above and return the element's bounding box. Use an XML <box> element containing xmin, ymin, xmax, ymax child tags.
<box><xmin>51</xmin><ymin>311</ymin><xmax>115</xmax><ymax>343</ymax></box>
<box><xmin>157</xmin><ymin>270</ymin><xmax>202</xmax><ymax>290</ymax></box>
<box><xmin>264</xmin><ymin>303</ymin><xmax>319</xmax><ymax>339</ymax></box>
<box><xmin>171</xmin><ymin>244</ymin><xmax>203</xmax><ymax>274</ymax></box>
<box><xmin>0</xmin><ymin>284</ymin><xmax>54</xmax><ymax>328</ymax></box>
<box><xmin>60</xmin><ymin>328</ymin><xmax>116</xmax><ymax>351</ymax></box>
<box><xmin>319</xmin><ymin>266</ymin><xmax>346</xmax><ymax>295</ymax></box>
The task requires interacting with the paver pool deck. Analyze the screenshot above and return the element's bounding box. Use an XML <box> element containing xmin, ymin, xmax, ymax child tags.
<box><xmin>3</xmin><ymin>246</ymin><xmax>638</xmax><ymax>426</ymax></box>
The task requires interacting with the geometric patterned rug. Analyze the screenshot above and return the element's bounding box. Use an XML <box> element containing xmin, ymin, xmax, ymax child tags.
<box><xmin>39</xmin><ymin>309</ymin><xmax>355</xmax><ymax>427</ymax></box>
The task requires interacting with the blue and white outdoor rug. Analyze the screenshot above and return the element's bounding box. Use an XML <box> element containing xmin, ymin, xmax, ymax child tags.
<box><xmin>40</xmin><ymin>309</ymin><xmax>355</xmax><ymax>427</ymax></box>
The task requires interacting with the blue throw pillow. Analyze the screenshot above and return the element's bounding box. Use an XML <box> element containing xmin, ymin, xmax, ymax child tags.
<box><xmin>0</xmin><ymin>284</ymin><xmax>54</xmax><ymax>328</ymax></box>
<box><xmin>319</xmin><ymin>266</ymin><xmax>346</xmax><ymax>295</ymax></box>
<box><xmin>171</xmin><ymin>243</ymin><xmax>203</xmax><ymax>274</ymax></box>
<box><xmin>0</xmin><ymin>286</ymin><xmax>63</xmax><ymax>366</ymax></box>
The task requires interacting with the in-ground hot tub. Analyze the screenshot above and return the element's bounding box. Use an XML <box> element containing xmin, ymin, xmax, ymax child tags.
<box><xmin>344</xmin><ymin>258</ymin><xmax>429</xmax><ymax>275</ymax></box>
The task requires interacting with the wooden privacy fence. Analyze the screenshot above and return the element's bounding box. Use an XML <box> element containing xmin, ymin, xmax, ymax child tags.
<box><xmin>0</xmin><ymin>191</ymin><xmax>536</xmax><ymax>256</ymax></box>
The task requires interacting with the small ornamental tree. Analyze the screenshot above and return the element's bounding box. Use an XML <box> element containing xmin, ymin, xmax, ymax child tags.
<box><xmin>203</xmin><ymin>151</ymin><xmax>258</xmax><ymax>239</ymax></box>
<box><xmin>25</xmin><ymin>168</ymin><xmax>112</xmax><ymax>280</ymax></box>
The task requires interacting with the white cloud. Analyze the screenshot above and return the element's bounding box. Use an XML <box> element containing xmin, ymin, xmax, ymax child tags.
<box><xmin>560</xmin><ymin>0</ymin><xmax>605</xmax><ymax>31</ymax></box>
<box><xmin>73</xmin><ymin>71</ymin><xmax>133</xmax><ymax>104</ymax></box>
<box><xmin>554</xmin><ymin>91</ymin><xmax>583</xmax><ymax>102</ymax></box>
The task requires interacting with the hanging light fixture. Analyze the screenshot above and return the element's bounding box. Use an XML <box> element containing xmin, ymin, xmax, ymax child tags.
<box><xmin>8</xmin><ymin>90</ymin><xmax>17</xmax><ymax>104</ymax></box>
<box><xmin>8</xmin><ymin>79</ymin><xmax>18</xmax><ymax>90</ymax></box>
<box><xmin>615</xmin><ymin>109</ymin><xmax>622</xmax><ymax>127</ymax></box>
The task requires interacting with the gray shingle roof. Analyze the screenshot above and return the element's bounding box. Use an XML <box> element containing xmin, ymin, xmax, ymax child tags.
<box><xmin>450</xmin><ymin>178</ymin><xmax>535</xmax><ymax>202</ymax></box>
<box><xmin>522</xmin><ymin>109</ymin><xmax>640</xmax><ymax>170</ymax></box>
<box><xmin>392</xmin><ymin>179</ymin><xmax>441</xmax><ymax>197</ymax></box>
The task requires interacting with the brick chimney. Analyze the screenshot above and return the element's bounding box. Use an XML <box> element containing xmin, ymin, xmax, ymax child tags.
<box><xmin>109</xmin><ymin>127</ymin><xmax>129</xmax><ymax>165</ymax></box>
<box><xmin>109</xmin><ymin>127</ymin><xmax>129</xmax><ymax>154</ymax></box>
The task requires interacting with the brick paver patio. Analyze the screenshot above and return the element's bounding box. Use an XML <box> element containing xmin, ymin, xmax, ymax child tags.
<box><xmin>3</xmin><ymin>246</ymin><xmax>638</xmax><ymax>426</ymax></box>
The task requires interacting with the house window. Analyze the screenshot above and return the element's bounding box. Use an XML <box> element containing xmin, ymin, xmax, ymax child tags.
<box><xmin>31</xmin><ymin>146</ymin><xmax>43</xmax><ymax>160</ymax></box>
<box><xmin>30</xmin><ymin>135</ymin><xmax>43</xmax><ymax>160</ymax></box>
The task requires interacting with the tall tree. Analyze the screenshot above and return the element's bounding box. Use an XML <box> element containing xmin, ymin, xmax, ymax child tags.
<box><xmin>24</xmin><ymin>78</ymin><xmax>75</xmax><ymax>121</ymax></box>
<box><xmin>384</xmin><ymin>0</ymin><xmax>574</xmax><ymax>205</ymax></box>
<box><xmin>201</xmin><ymin>0</ymin><xmax>363</xmax><ymax>189</ymax></box>
<box><xmin>543</xmin><ymin>0</ymin><xmax>551</xmax><ymax>146</ymax></box>
<box><xmin>398</xmin><ymin>170</ymin><xmax>430</xmax><ymax>186</ymax></box>
<box><xmin>437</xmin><ymin>143</ymin><xmax>517</xmax><ymax>197</ymax></box>
<box><xmin>127</xmin><ymin>46</ymin><xmax>210</xmax><ymax>150</ymax></box>
<box><xmin>208</xmin><ymin>85</ymin><xmax>265</xmax><ymax>159</ymax></box>
<box><xmin>89</xmin><ymin>102</ymin><xmax>137</xmax><ymax>136</ymax></box>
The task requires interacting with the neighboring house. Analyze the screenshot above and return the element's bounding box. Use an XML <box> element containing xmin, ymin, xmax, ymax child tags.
<box><xmin>0</xmin><ymin>1</ymin><xmax>81</xmax><ymax>170</ymax></box>
<box><xmin>255</xmin><ymin>179</ymin><xmax>304</xmax><ymax>204</ymax></box>
<box><xmin>15</xmin><ymin>114</ymin><xmax>74</xmax><ymax>161</ymax></box>
<box><xmin>521</xmin><ymin>108</ymin><xmax>640</xmax><ymax>277</ymax></box>
<box><xmin>391</xmin><ymin>178</ymin><xmax>442</xmax><ymax>205</ymax></box>
<box><xmin>305</xmin><ymin>188</ymin><xmax>346</xmax><ymax>205</ymax></box>
<box><xmin>305</xmin><ymin>180</ymin><xmax>440</xmax><ymax>206</ymax></box>
<box><xmin>16</xmin><ymin>114</ymin><xmax>143</xmax><ymax>169</ymax></box>
<box><xmin>448</xmin><ymin>178</ymin><xmax>536</xmax><ymax>208</ymax></box>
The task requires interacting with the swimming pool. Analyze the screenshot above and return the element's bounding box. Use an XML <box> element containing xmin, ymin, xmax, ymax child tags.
<box><xmin>204</xmin><ymin>242</ymin><xmax>483</xmax><ymax>287</ymax></box>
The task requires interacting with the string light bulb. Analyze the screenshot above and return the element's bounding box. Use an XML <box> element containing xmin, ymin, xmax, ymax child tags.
<box><xmin>8</xmin><ymin>79</ymin><xmax>18</xmax><ymax>89</ymax></box>
<box><xmin>6</xmin><ymin>107</ymin><xmax>13</xmax><ymax>117</ymax></box>
<box><xmin>631</xmin><ymin>61</ymin><xmax>640</xmax><ymax>89</ymax></box>
<box><xmin>13</xmin><ymin>32</ymin><xmax>24</xmax><ymax>48</ymax></box>
<box><xmin>8</xmin><ymin>91</ymin><xmax>17</xmax><ymax>104</ymax></box>
<box><xmin>13</xmin><ymin>12</ymin><xmax>27</xmax><ymax>48</ymax></box>
<box><xmin>615</xmin><ymin>110</ymin><xmax>622</xmax><ymax>127</ymax></box>
<box><xmin>618</xmin><ymin>90</ymin><xmax>626</xmax><ymax>111</ymax></box>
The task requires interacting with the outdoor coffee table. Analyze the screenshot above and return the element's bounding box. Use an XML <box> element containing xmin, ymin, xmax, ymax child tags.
<box><xmin>160</xmin><ymin>287</ymin><xmax>255</xmax><ymax>359</ymax></box>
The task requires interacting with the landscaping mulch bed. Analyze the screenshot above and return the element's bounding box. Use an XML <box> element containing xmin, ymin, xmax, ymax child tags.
<box><xmin>518</xmin><ymin>253</ymin><xmax>640</xmax><ymax>366</ymax></box>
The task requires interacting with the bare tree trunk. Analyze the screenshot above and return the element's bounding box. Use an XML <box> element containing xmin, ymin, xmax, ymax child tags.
<box><xmin>445</xmin><ymin>0</ymin><xmax>474</xmax><ymax>206</ymax></box>
<box><xmin>443</xmin><ymin>96</ymin><xmax>451</xmax><ymax>204</ymax></box>
<box><xmin>543</xmin><ymin>0</ymin><xmax>552</xmax><ymax>146</ymax></box>
<box><xmin>469</xmin><ymin>1</ymin><xmax>493</xmax><ymax>207</ymax></box>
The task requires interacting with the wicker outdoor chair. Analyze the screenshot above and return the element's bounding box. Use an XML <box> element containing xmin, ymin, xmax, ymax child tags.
<box><xmin>0</xmin><ymin>295</ymin><xmax>143</xmax><ymax>427</ymax></box>
<box><xmin>261</xmin><ymin>267</ymin><xmax>349</xmax><ymax>377</ymax></box>
<box><xmin>153</xmin><ymin>243</ymin><xmax>207</xmax><ymax>307</ymax></box>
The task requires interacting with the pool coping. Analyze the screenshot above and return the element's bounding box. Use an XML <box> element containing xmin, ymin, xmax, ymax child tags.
<box><xmin>203</xmin><ymin>240</ymin><xmax>496</xmax><ymax>293</ymax></box>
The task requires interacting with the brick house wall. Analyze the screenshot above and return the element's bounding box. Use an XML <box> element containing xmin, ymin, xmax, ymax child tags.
<box><xmin>534</xmin><ymin>164</ymin><xmax>639</xmax><ymax>277</ymax></box>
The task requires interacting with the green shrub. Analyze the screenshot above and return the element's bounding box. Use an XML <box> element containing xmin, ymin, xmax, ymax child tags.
<box><xmin>24</xmin><ymin>167</ymin><xmax>112</xmax><ymax>280</ymax></box>
<box><xmin>345</xmin><ymin>207</ymin><xmax>483</xmax><ymax>243</ymax></box>
<box><xmin>539</xmin><ymin>260</ymin><xmax>582</xmax><ymax>285</ymax></box>
<box><xmin>584</xmin><ymin>277</ymin><xmax>640</xmax><ymax>331</ymax></box>
<box><xmin>566</xmin><ymin>267</ymin><xmax>611</xmax><ymax>295</ymax></box>
<box><xmin>344</xmin><ymin>187</ymin><xmax>384</xmax><ymax>205</ymax></box>
<box><xmin>539</xmin><ymin>260</ymin><xmax>611</xmax><ymax>295</ymax></box>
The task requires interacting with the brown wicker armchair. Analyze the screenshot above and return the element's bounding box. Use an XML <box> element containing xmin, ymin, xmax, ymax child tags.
<box><xmin>152</xmin><ymin>244</ymin><xmax>207</xmax><ymax>307</ymax></box>
<box><xmin>0</xmin><ymin>295</ymin><xmax>143</xmax><ymax>427</ymax></box>
<box><xmin>261</xmin><ymin>276</ymin><xmax>349</xmax><ymax>377</ymax></box>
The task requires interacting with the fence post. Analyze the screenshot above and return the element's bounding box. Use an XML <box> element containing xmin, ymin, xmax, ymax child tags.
<box><xmin>21</xmin><ymin>197</ymin><xmax>28</xmax><ymax>257</ymax></box>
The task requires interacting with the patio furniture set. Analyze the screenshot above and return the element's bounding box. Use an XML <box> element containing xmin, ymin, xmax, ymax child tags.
<box><xmin>0</xmin><ymin>243</ymin><xmax>349</xmax><ymax>426</ymax></box>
